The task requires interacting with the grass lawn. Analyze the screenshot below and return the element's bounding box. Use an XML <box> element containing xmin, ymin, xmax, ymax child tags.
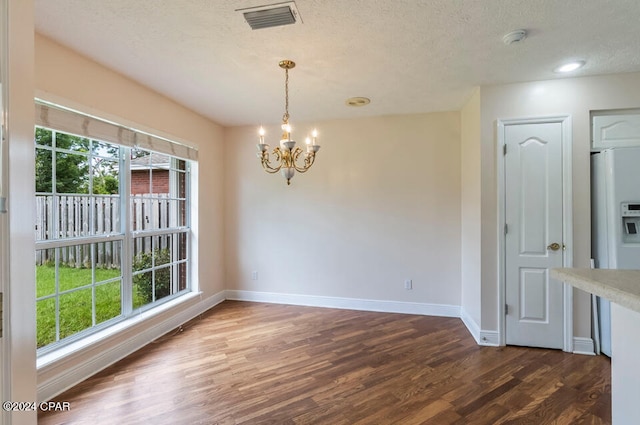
<box><xmin>36</xmin><ymin>265</ymin><xmax>145</xmax><ymax>348</ymax></box>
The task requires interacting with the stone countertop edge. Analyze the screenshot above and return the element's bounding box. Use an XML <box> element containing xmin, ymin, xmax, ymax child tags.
<box><xmin>551</xmin><ymin>268</ymin><xmax>640</xmax><ymax>314</ymax></box>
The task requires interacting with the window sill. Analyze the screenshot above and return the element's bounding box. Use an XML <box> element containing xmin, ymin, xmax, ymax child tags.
<box><xmin>37</xmin><ymin>291</ymin><xmax>202</xmax><ymax>370</ymax></box>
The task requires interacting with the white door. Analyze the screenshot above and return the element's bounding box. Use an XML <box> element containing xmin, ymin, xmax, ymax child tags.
<box><xmin>504</xmin><ymin>121</ymin><xmax>565</xmax><ymax>349</ymax></box>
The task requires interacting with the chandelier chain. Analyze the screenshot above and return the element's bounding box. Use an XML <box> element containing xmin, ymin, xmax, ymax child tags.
<box><xmin>283</xmin><ymin>68</ymin><xmax>290</xmax><ymax>123</ymax></box>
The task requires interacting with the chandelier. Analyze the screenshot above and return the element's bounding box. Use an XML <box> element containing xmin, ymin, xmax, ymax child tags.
<box><xmin>256</xmin><ymin>59</ymin><xmax>320</xmax><ymax>185</ymax></box>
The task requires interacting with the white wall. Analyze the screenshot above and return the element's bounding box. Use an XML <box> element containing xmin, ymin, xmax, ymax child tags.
<box><xmin>478</xmin><ymin>72</ymin><xmax>640</xmax><ymax>337</ymax></box>
<box><xmin>460</xmin><ymin>89</ymin><xmax>482</xmax><ymax>331</ymax></box>
<box><xmin>224</xmin><ymin>113</ymin><xmax>462</xmax><ymax>309</ymax></box>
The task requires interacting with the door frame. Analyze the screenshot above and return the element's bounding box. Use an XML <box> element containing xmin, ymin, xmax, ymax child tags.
<box><xmin>497</xmin><ymin>115</ymin><xmax>574</xmax><ymax>352</ymax></box>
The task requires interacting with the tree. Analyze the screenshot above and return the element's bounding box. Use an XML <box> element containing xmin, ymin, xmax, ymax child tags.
<box><xmin>35</xmin><ymin>128</ymin><xmax>119</xmax><ymax>195</ymax></box>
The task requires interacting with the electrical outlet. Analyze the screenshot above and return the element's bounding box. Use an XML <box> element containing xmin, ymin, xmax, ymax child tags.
<box><xmin>404</xmin><ymin>279</ymin><xmax>412</xmax><ymax>290</ymax></box>
<box><xmin>251</xmin><ymin>271</ymin><xmax>258</xmax><ymax>280</ymax></box>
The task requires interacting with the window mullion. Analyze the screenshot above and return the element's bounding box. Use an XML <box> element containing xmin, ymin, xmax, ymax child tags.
<box><xmin>52</xmin><ymin>131</ymin><xmax>59</xmax><ymax>241</ymax></box>
<box><xmin>121</xmin><ymin>147</ymin><xmax>133</xmax><ymax>316</ymax></box>
<box><xmin>169</xmin><ymin>160</ymin><xmax>178</xmax><ymax>294</ymax></box>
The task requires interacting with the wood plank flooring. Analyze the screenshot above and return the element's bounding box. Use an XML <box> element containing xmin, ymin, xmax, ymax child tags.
<box><xmin>39</xmin><ymin>301</ymin><xmax>611</xmax><ymax>424</ymax></box>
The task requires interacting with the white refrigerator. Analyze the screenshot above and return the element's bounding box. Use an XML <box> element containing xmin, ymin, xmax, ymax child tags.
<box><xmin>591</xmin><ymin>147</ymin><xmax>640</xmax><ymax>357</ymax></box>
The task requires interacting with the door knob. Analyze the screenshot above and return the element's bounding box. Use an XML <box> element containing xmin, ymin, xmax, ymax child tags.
<box><xmin>547</xmin><ymin>242</ymin><xmax>561</xmax><ymax>251</ymax></box>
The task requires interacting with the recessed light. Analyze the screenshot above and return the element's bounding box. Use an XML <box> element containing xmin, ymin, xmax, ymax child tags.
<box><xmin>346</xmin><ymin>97</ymin><xmax>370</xmax><ymax>107</ymax></box>
<box><xmin>554</xmin><ymin>61</ymin><xmax>585</xmax><ymax>73</ymax></box>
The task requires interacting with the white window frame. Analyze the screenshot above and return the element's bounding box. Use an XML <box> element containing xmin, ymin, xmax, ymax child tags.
<box><xmin>34</xmin><ymin>102</ymin><xmax>197</xmax><ymax>355</ymax></box>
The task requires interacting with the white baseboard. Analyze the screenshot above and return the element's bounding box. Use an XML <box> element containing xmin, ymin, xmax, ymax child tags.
<box><xmin>573</xmin><ymin>337</ymin><xmax>596</xmax><ymax>355</ymax></box>
<box><xmin>37</xmin><ymin>291</ymin><xmax>226</xmax><ymax>402</ymax></box>
<box><xmin>478</xmin><ymin>330</ymin><xmax>500</xmax><ymax>346</ymax></box>
<box><xmin>459</xmin><ymin>307</ymin><xmax>481</xmax><ymax>344</ymax></box>
<box><xmin>225</xmin><ymin>289</ymin><xmax>461</xmax><ymax>318</ymax></box>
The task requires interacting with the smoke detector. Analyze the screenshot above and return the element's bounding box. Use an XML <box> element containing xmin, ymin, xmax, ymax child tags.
<box><xmin>503</xmin><ymin>29</ymin><xmax>527</xmax><ymax>45</ymax></box>
<box><xmin>237</xmin><ymin>1</ymin><xmax>303</xmax><ymax>30</ymax></box>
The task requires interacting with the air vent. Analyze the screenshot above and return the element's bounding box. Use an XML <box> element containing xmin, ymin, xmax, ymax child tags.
<box><xmin>237</xmin><ymin>2</ymin><xmax>302</xmax><ymax>30</ymax></box>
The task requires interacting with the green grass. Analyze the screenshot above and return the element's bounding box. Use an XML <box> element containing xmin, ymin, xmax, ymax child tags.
<box><xmin>36</xmin><ymin>264</ymin><xmax>122</xmax><ymax>297</ymax></box>
<box><xmin>36</xmin><ymin>265</ymin><xmax>145</xmax><ymax>348</ymax></box>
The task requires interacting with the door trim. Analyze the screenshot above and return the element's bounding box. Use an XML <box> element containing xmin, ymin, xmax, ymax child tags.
<box><xmin>497</xmin><ymin>115</ymin><xmax>574</xmax><ymax>351</ymax></box>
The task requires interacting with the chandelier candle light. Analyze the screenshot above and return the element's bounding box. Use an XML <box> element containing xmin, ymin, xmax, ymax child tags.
<box><xmin>257</xmin><ymin>59</ymin><xmax>320</xmax><ymax>185</ymax></box>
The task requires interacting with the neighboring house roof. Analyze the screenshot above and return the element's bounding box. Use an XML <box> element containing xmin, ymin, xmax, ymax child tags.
<box><xmin>130</xmin><ymin>152</ymin><xmax>171</xmax><ymax>171</ymax></box>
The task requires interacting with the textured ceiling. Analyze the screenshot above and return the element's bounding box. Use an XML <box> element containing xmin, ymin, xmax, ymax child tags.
<box><xmin>34</xmin><ymin>0</ymin><xmax>640</xmax><ymax>127</ymax></box>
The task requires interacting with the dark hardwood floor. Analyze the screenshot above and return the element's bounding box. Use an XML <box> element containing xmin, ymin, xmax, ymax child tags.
<box><xmin>39</xmin><ymin>301</ymin><xmax>611</xmax><ymax>424</ymax></box>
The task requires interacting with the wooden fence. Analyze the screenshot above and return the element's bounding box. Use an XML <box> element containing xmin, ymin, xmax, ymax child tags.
<box><xmin>35</xmin><ymin>194</ymin><xmax>172</xmax><ymax>268</ymax></box>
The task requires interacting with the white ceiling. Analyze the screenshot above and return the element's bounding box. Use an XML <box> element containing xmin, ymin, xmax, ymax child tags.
<box><xmin>34</xmin><ymin>0</ymin><xmax>640</xmax><ymax>127</ymax></box>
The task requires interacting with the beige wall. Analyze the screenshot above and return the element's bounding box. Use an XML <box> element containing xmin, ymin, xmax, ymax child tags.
<box><xmin>460</xmin><ymin>89</ymin><xmax>482</xmax><ymax>327</ymax></box>
<box><xmin>34</xmin><ymin>34</ymin><xmax>226</xmax><ymax>299</ymax></box>
<box><xmin>224</xmin><ymin>113</ymin><xmax>462</xmax><ymax>306</ymax></box>
<box><xmin>479</xmin><ymin>72</ymin><xmax>640</xmax><ymax>336</ymax></box>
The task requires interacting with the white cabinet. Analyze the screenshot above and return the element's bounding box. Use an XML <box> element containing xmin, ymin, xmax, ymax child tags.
<box><xmin>592</xmin><ymin>110</ymin><xmax>640</xmax><ymax>151</ymax></box>
<box><xmin>611</xmin><ymin>303</ymin><xmax>640</xmax><ymax>424</ymax></box>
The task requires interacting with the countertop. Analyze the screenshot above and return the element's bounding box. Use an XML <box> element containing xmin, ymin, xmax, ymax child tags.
<box><xmin>551</xmin><ymin>268</ymin><xmax>640</xmax><ymax>313</ymax></box>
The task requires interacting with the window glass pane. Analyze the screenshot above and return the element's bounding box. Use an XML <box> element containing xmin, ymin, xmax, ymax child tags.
<box><xmin>93</xmin><ymin>196</ymin><xmax>121</xmax><ymax>235</ymax></box>
<box><xmin>154</xmin><ymin>266</ymin><xmax>171</xmax><ymax>302</ymax></box>
<box><xmin>35</xmin><ymin>198</ymin><xmax>54</xmax><ymax>241</ymax></box>
<box><xmin>176</xmin><ymin>200</ymin><xmax>187</xmax><ymax>227</ymax></box>
<box><xmin>153</xmin><ymin>235</ymin><xmax>171</xmax><ymax>266</ymax></box>
<box><xmin>35</xmin><ymin>127</ymin><xmax>53</xmax><ymax>146</ymax></box>
<box><xmin>131</xmin><ymin>148</ymin><xmax>150</xmax><ymax>164</ymax></box>
<box><xmin>94</xmin><ymin>241</ymin><xmax>122</xmax><ymax>277</ymax></box>
<box><xmin>35</xmin><ymin>148</ymin><xmax>53</xmax><ymax>193</ymax></box>
<box><xmin>56</xmin><ymin>132</ymin><xmax>90</xmax><ymax>153</ymax></box>
<box><xmin>132</xmin><ymin>271</ymin><xmax>152</xmax><ymax>309</ymax></box>
<box><xmin>132</xmin><ymin>236</ymin><xmax>152</xmax><ymax>270</ymax></box>
<box><xmin>131</xmin><ymin>149</ymin><xmax>151</xmax><ymax>195</ymax></box>
<box><xmin>131</xmin><ymin>196</ymin><xmax>152</xmax><ymax>231</ymax></box>
<box><xmin>177</xmin><ymin>232</ymin><xmax>187</xmax><ymax>262</ymax></box>
<box><xmin>58</xmin><ymin>245</ymin><xmax>92</xmax><ymax>291</ymax></box>
<box><xmin>177</xmin><ymin>169</ymin><xmax>187</xmax><ymax>198</ymax></box>
<box><xmin>57</xmin><ymin>196</ymin><xmax>90</xmax><ymax>238</ymax></box>
<box><xmin>56</xmin><ymin>152</ymin><xmax>89</xmax><ymax>194</ymax></box>
<box><xmin>131</xmin><ymin>196</ymin><xmax>171</xmax><ymax>230</ymax></box>
<box><xmin>92</xmin><ymin>159</ymin><xmax>119</xmax><ymax>195</ymax></box>
<box><xmin>151</xmin><ymin>196</ymin><xmax>169</xmax><ymax>229</ymax></box>
<box><xmin>174</xmin><ymin>158</ymin><xmax>186</xmax><ymax>171</ymax></box>
<box><xmin>167</xmin><ymin>199</ymin><xmax>187</xmax><ymax>227</ymax></box>
<box><xmin>59</xmin><ymin>288</ymin><xmax>93</xmax><ymax>340</ymax></box>
<box><xmin>36</xmin><ymin>249</ymin><xmax>56</xmax><ymax>297</ymax></box>
<box><xmin>151</xmin><ymin>169</ymin><xmax>169</xmax><ymax>195</ymax></box>
<box><xmin>151</xmin><ymin>153</ymin><xmax>170</xmax><ymax>195</ymax></box>
<box><xmin>36</xmin><ymin>298</ymin><xmax>56</xmax><ymax>349</ymax></box>
<box><xmin>177</xmin><ymin>262</ymin><xmax>187</xmax><ymax>292</ymax></box>
<box><xmin>96</xmin><ymin>280</ymin><xmax>122</xmax><ymax>324</ymax></box>
<box><xmin>92</xmin><ymin>141</ymin><xmax>119</xmax><ymax>161</ymax></box>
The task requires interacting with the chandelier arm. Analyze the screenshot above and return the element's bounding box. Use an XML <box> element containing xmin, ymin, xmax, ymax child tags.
<box><xmin>259</xmin><ymin>148</ymin><xmax>284</xmax><ymax>173</ymax></box>
<box><xmin>291</xmin><ymin>147</ymin><xmax>316</xmax><ymax>173</ymax></box>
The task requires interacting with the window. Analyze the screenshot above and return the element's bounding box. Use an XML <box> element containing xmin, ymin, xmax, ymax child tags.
<box><xmin>130</xmin><ymin>150</ymin><xmax>190</xmax><ymax>310</ymax></box>
<box><xmin>34</xmin><ymin>102</ymin><xmax>196</xmax><ymax>353</ymax></box>
<box><xmin>35</xmin><ymin>129</ymin><xmax>125</xmax><ymax>349</ymax></box>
